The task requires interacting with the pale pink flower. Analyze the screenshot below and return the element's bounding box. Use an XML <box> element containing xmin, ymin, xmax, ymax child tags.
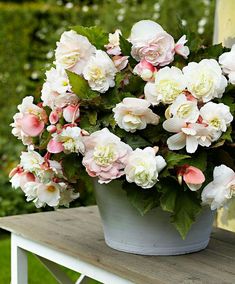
<box><xmin>133</xmin><ymin>60</ymin><xmax>157</xmax><ymax>81</ymax></box>
<box><xmin>105</xmin><ymin>29</ymin><xmax>122</xmax><ymax>56</ymax></box>
<box><xmin>112</xmin><ymin>55</ymin><xmax>129</xmax><ymax>71</ymax></box>
<box><xmin>175</xmin><ymin>35</ymin><xmax>190</xmax><ymax>59</ymax></box>
<box><xmin>55</xmin><ymin>30</ymin><xmax>96</xmax><ymax>75</ymax></box>
<box><xmin>129</xmin><ymin>20</ymin><xmax>175</xmax><ymax>66</ymax></box>
<box><xmin>82</xmin><ymin>128</ymin><xmax>132</xmax><ymax>184</ymax></box>
<box><xmin>178</xmin><ymin>165</ymin><xmax>205</xmax><ymax>191</ymax></box>
<box><xmin>9</xmin><ymin>166</ymin><xmax>35</xmax><ymax>190</ymax></box>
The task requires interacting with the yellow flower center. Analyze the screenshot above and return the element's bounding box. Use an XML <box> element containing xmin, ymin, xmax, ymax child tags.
<box><xmin>209</xmin><ymin>117</ymin><xmax>221</xmax><ymax>129</ymax></box>
<box><xmin>93</xmin><ymin>144</ymin><xmax>117</xmax><ymax>167</ymax></box>
<box><xmin>177</xmin><ymin>103</ymin><xmax>193</xmax><ymax>118</ymax></box>
<box><xmin>156</xmin><ymin>80</ymin><xmax>182</xmax><ymax>104</ymax></box>
<box><xmin>47</xmin><ymin>185</ymin><xmax>56</xmax><ymax>192</ymax></box>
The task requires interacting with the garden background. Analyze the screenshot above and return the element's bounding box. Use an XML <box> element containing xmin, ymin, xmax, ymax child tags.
<box><xmin>0</xmin><ymin>0</ymin><xmax>234</xmax><ymax>282</ymax></box>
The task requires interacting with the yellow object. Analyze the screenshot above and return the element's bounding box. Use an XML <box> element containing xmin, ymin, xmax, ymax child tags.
<box><xmin>213</xmin><ymin>0</ymin><xmax>235</xmax><ymax>47</ymax></box>
<box><xmin>213</xmin><ymin>0</ymin><xmax>235</xmax><ymax>232</ymax></box>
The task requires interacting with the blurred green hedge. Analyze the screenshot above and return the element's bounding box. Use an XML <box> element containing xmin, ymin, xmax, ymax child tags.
<box><xmin>0</xmin><ymin>0</ymin><xmax>215</xmax><ymax>216</ymax></box>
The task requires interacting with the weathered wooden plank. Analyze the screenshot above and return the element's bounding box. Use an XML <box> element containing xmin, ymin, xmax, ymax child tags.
<box><xmin>0</xmin><ymin>206</ymin><xmax>234</xmax><ymax>284</ymax></box>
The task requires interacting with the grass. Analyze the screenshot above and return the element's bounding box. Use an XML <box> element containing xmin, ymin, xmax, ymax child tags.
<box><xmin>0</xmin><ymin>233</ymin><xmax>99</xmax><ymax>283</ymax></box>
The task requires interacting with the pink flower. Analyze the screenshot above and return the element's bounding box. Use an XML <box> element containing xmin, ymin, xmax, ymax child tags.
<box><xmin>112</xmin><ymin>55</ymin><xmax>129</xmax><ymax>71</ymax></box>
<box><xmin>63</xmin><ymin>105</ymin><xmax>80</xmax><ymax>123</ymax></box>
<box><xmin>47</xmin><ymin>139</ymin><xmax>64</xmax><ymax>154</ymax></box>
<box><xmin>178</xmin><ymin>165</ymin><xmax>205</xmax><ymax>191</ymax></box>
<box><xmin>133</xmin><ymin>60</ymin><xmax>157</xmax><ymax>81</ymax></box>
<box><xmin>175</xmin><ymin>35</ymin><xmax>190</xmax><ymax>59</ymax></box>
<box><xmin>130</xmin><ymin>20</ymin><xmax>175</xmax><ymax>66</ymax></box>
<box><xmin>82</xmin><ymin>128</ymin><xmax>132</xmax><ymax>184</ymax></box>
<box><xmin>11</xmin><ymin>96</ymin><xmax>48</xmax><ymax>144</ymax></box>
<box><xmin>20</xmin><ymin>113</ymin><xmax>45</xmax><ymax>137</ymax></box>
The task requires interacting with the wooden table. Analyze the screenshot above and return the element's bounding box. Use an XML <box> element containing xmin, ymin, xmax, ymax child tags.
<box><xmin>0</xmin><ymin>206</ymin><xmax>234</xmax><ymax>284</ymax></box>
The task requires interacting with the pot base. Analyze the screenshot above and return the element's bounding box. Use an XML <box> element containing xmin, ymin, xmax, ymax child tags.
<box><xmin>95</xmin><ymin>180</ymin><xmax>215</xmax><ymax>256</ymax></box>
<box><xmin>105</xmin><ymin>237</ymin><xmax>210</xmax><ymax>256</ymax></box>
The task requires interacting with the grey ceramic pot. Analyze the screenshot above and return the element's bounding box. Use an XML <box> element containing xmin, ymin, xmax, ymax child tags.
<box><xmin>94</xmin><ymin>180</ymin><xmax>215</xmax><ymax>256</ymax></box>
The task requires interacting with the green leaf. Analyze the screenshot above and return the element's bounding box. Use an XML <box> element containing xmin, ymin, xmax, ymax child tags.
<box><xmin>119</xmin><ymin>34</ymin><xmax>132</xmax><ymax>55</ymax></box>
<box><xmin>159</xmin><ymin>179</ymin><xmax>179</xmax><ymax>213</ymax></box>
<box><xmin>122</xmin><ymin>133</ymin><xmax>151</xmax><ymax>149</ymax></box>
<box><xmin>171</xmin><ymin>190</ymin><xmax>202</xmax><ymax>239</ymax></box>
<box><xmin>62</xmin><ymin>153</ymin><xmax>81</xmax><ymax>180</ymax></box>
<box><xmin>184</xmin><ymin>151</ymin><xmax>207</xmax><ymax>171</ymax></box>
<box><xmin>88</xmin><ymin>110</ymin><xmax>97</xmax><ymax>125</ymax></box>
<box><xmin>79</xmin><ymin>113</ymin><xmax>100</xmax><ymax>133</ymax></box>
<box><xmin>123</xmin><ymin>181</ymin><xmax>160</xmax><ymax>216</ymax></box>
<box><xmin>165</xmin><ymin>152</ymin><xmax>191</xmax><ymax>169</ymax></box>
<box><xmin>101</xmin><ymin>113</ymin><xmax>116</xmax><ymax>129</ymax></box>
<box><xmin>219</xmin><ymin>91</ymin><xmax>235</xmax><ymax>116</ymax></box>
<box><xmin>71</xmin><ymin>25</ymin><xmax>108</xmax><ymax>49</ymax></box>
<box><xmin>67</xmin><ymin>70</ymin><xmax>100</xmax><ymax>100</ymax></box>
<box><xmin>221</xmin><ymin>126</ymin><xmax>233</xmax><ymax>142</ymax></box>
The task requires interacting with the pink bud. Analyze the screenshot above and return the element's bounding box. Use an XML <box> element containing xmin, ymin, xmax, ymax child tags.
<box><xmin>183</xmin><ymin>166</ymin><xmax>205</xmax><ymax>184</ymax></box>
<box><xmin>178</xmin><ymin>165</ymin><xmax>205</xmax><ymax>191</ymax></box>
<box><xmin>49</xmin><ymin>111</ymin><xmax>59</xmax><ymax>124</ymax></box>
<box><xmin>63</xmin><ymin>105</ymin><xmax>80</xmax><ymax>123</ymax></box>
<box><xmin>20</xmin><ymin>114</ymin><xmax>45</xmax><ymax>137</ymax></box>
<box><xmin>47</xmin><ymin>125</ymin><xmax>57</xmax><ymax>133</ymax></box>
<box><xmin>133</xmin><ymin>60</ymin><xmax>157</xmax><ymax>81</ymax></box>
<box><xmin>47</xmin><ymin>139</ymin><xmax>64</xmax><ymax>154</ymax></box>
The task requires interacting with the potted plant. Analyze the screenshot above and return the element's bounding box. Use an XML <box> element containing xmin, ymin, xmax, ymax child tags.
<box><xmin>9</xmin><ymin>20</ymin><xmax>235</xmax><ymax>255</ymax></box>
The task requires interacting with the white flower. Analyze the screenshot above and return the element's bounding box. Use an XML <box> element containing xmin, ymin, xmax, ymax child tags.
<box><xmin>20</xmin><ymin>150</ymin><xmax>44</xmax><ymax>172</ymax></box>
<box><xmin>124</xmin><ymin>147</ymin><xmax>166</xmax><ymax>189</ymax></box>
<box><xmin>113</xmin><ymin>97</ymin><xmax>159</xmax><ymax>132</ymax></box>
<box><xmin>105</xmin><ymin>29</ymin><xmax>122</xmax><ymax>56</ymax></box>
<box><xmin>183</xmin><ymin>59</ymin><xmax>227</xmax><ymax>102</ymax></box>
<box><xmin>20</xmin><ymin>150</ymin><xmax>63</xmax><ymax>183</ymax></box>
<box><xmin>83</xmin><ymin>50</ymin><xmax>117</xmax><ymax>93</ymax></box>
<box><xmin>200</xmin><ymin>102</ymin><xmax>233</xmax><ymax>132</ymax></box>
<box><xmin>201</xmin><ymin>165</ymin><xmax>235</xmax><ymax>210</ymax></box>
<box><xmin>59</xmin><ymin>186</ymin><xmax>80</xmax><ymax>207</ymax></box>
<box><xmin>41</xmin><ymin>67</ymin><xmax>78</xmax><ymax>109</ymax></box>
<box><xmin>219</xmin><ymin>44</ymin><xmax>235</xmax><ymax>84</ymax></box>
<box><xmin>129</xmin><ymin>20</ymin><xmax>175</xmax><ymax>66</ymax></box>
<box><xmin>168</xmin><ymin>94</ymin><xmax>200</xmax><ymax>123</ymax></box>
<box><xmin>23</xmin><ymin>181</ymin><xmax>62</xmax><ymax>208</ymax></box>
<box><xmin>55</xmin><ymin>30</ymin><xmax>96</xmax><ymax>74</ymax></box>
<box><xmin>144</xmin><ymin>66</ymin><xmax>186</xmax><ymax>105</ymax></box>
<box><xmin>53</xmin><ymin>126</ymin><xmax>85</xmax><ymax>154</ymax></box>
<box><xmin>163</xmin><ymin>118</ymin><xmax>220</xmax><ymax>153</ymax></box>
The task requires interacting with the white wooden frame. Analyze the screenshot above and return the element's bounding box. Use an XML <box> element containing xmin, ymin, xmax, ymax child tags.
<box><xmin>11</xmin><ymin>233</ymin><xmax>133</xmax><ymax>284</ymax></box>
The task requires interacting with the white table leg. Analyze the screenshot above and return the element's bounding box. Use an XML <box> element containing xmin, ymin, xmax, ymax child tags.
<box><xmin>11</xmin><ymin>233</ymin><xmax>28</xmax><ymax>284</ymax></box>
<box><xmin>37</xmin><ymin>255</ymin><xmax>74</xmax><ymax>284</ymax></box>
<box><xmin>76</xmin><ymin>274</ymin><xmax>93</xmax><ymax>284</ymax></box>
